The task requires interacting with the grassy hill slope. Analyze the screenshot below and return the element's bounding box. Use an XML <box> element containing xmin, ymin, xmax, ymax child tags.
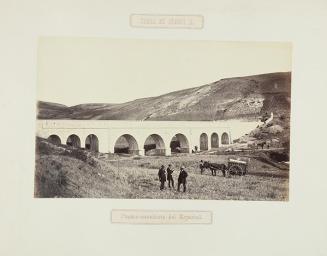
<box><xmin>35</xmin><ymin>137</ymin><xmax>289</xmax><ymax>200</ymax></box>
<box><xmin>37</xmin><ymin>72</ymin><xmax>291</xmax><ymax>121</ymax></box>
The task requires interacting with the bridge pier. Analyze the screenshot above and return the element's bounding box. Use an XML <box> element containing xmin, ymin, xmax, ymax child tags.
<box><xmin>139</xmin><ymin>149</ymin><xmax>145</xmax><ymax>156</ymax></box>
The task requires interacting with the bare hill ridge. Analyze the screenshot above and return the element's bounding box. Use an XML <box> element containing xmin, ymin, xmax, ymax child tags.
<box><xmin>37</xmin><ymin>72</ymin><xmax>291</xmax><ymax>121</ymax></box>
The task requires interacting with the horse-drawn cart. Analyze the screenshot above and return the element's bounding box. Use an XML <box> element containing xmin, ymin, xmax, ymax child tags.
<box><xmin>227</xmin><ymin>159</ymin><xmax>248</xmax><ymax>176</ymax></box>
<box><xmin>200</xmin><ymin>158</ymin><xmax>248</xmax><ymax>177</ymax></box>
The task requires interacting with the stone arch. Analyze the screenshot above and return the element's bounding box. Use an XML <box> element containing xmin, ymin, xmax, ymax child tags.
<box><xmin>200</xmin><ymin>133</ymin><xmax>208</xmax><ymax>151</ymax></box>
<box><xmin>221</xmin><ymin>132</ymin><xmax>229</xmax><ymax>145</ymax></box>
<box><xmin>85</xmin><ymin>134</ymin><xmax>99</xmax><ymax>152</ymax></box>
<box><xmin>66</xmin><ymin>134</ymin><xmax>81</xmax><ymax>148</ymax></box>
<box><xmin>144</xmin><ymin>134</ymin><xmax>166</xmax><ymax>156</ymax></box>
<box><xmin>114</xmin><ymin>134</ymin><xmax>139</xmax><ymax>155</ymax></box>
<box><xmin>211</xmin><ymin>132</ymin><xmax>219</xmax><ymax>148</ymax></box>
<box><xmin>170</xmin><ymin>133</ymin><xmax>189</xmax><ymax>153</ymax></box>
<box><xmin>48</xmin><ymin>134</ymin><xmax>61</xmax><ymax>145</ymax></box>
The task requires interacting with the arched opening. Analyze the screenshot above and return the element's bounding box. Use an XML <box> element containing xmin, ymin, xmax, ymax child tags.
<box><xmin>114</xmin><ymin>134</ymin><xmax>139</xmax><ymax>155</ymax></box>
<box><xmin>170</xmin><ymin>133</ymin><xmax>189</xmax><ymax>153</ymax></box>
<box><xmin>211</xmin><ymin>133</ymin><xmax>219</xmax><ymax>148</ymax></box>
<box><xmin>66</xmin><ymin>134</ymin><xmax>81</xmax><ymax>148</ymax></box>
<box><xmin>85</xmin><ymin>134</ymin><xmax>99</xmax><ymax>152</ymax></box>
<box><xmin>144</xmin><ymin>134</ymin><xmax>166</xmax><ymax>156</ymax></box>
<box><xmin>221</xmin><ymin>132</ymin><xmax>229</xmax><ymax>145</ymax></box>
<box><xmin>48</xmin><ymin>134</ymin><xmax>61</xmax><ymax>145</ymax></box>
<box><xmin>200</xmin><ymin>133</ymin><xmax>208</xmax><ymax>151</ymax></box>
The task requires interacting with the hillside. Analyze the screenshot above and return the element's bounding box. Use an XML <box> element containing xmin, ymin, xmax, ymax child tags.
<box><xmin>37</xmin><ymin>101</ymin><xmax>69</xmax><ymax>119</ymax></box>
<box><xmin>35</xmin><ymin>137</ymin><xmax>288</xmax><ymax>200</ymax></box>
<box><xmin>37</xmin><ymin>72</ymin><xmax>291</xmax><ymax>121</ymax></box>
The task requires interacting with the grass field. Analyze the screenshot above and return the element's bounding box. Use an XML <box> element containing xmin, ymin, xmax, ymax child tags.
<box><xmin>35</xmin><ymin>138</ymin><xmax>289</xmax><ymax>201</ymax></box>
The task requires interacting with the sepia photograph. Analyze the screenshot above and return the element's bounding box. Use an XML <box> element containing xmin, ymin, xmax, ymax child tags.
<box><xmin>35</xmin><ymin>38</ymin><xmax>291</xmax><ymax>200</ymax></box>
<box><xmin>3</xmin><ymin>0</ymin><xmax>327</xmax><ymax>255</ymax></box>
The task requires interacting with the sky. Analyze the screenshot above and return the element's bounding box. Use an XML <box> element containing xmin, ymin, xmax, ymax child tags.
<box><xmin>37</xmin><ymin>37</ymin><xmax>292</xmax><ymax>106</ymax></box>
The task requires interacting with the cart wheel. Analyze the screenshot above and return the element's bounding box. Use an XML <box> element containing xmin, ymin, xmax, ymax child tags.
<box><xmin>229</xmin><ymin>165</ymin><xmax>243</xmax><ymax>176</ymax></box>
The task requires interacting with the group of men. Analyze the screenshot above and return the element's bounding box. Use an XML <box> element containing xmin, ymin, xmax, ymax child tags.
<box><xmin>158</xmin><ymin>164</ymin><xmax>188</xmax><ymax>192</ymax></box>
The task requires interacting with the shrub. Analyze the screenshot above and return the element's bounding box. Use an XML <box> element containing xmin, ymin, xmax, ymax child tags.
<box><xmin>61</xmin><ymin>148</ymin><xmax>88</xmax><ymax>162</ymax></box>
<box><xmin>36</xmin><ymin>140</ymin><xmax>52</xmax><ymax>155</ymax></box>
<box><xmin>60</xmin><ymin>148</ymin><xmax>98</xmax><ymax>167</ymax></box>
<box><xmin>269</xmin><ymin>151</ymin><xmax>289</xmax><ymax>162</ymax></box>
<box><xmin>57</xmin><ymin>170</ymin><xmax>68</xmax><ymax>186</ymax></box>
<box><xmin>266</xmin><ymin>191</ymin><xmax>277</xmax><ymax>199</ymax></box>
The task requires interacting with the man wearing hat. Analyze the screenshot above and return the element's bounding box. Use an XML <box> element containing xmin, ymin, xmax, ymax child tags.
<box><xmin>177</xmin><ymin>166</ymin><xmax>188</xmax><ymax>192</ymax></box>
<box><xmin>199</xmin><ymin>160</ymin><xmax>205</xmax><ymax>174</ymax></box>
<box><xmin>166</xmin><ymin>164</ymin><xmax>175</xmax><ymax>189</ymax></box>
<box><xmin>158</xmin><ymin>165</ymin><xmax>166</xmax><ymax>190</ymax></box>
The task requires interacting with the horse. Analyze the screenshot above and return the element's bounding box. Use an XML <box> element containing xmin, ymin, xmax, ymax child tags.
<box><xmin>200</xmin><ymin>161</ymin><xmax>227</xmax><ymax>176</ymax></box>
<box><xmin>257</xmin><ymin>141</ymin><xmax>266</xmax><ymax>149</ymax></box>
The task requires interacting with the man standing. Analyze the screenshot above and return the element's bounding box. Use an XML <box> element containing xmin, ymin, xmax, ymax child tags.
<box><xmin>166</xmin><ymin>164</ymin><xmax>174</xmax><ymax>189</ymax></box>
<box><xmin>158</xmin><ymin>165</ymin><xmax>166</xmax><ymax>190</ymax></box>
<box><xmin>199</xmin><ymin>160</ymin><xmax>205</xmax><ymax>174</ymax></box>
<box><xmin>177</xmin><ymin>166</ymin><xmax>188</xmax><ymax>192</ymax></box>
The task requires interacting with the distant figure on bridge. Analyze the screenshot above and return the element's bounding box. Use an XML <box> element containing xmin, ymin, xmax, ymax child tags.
<box><xmin>177</xmin><ymin>166</ymin><xmax>188</xmax><ymax>192</ymax></box>
<box><xmin>158</xmin><ymin>165</ymin><xmax>166</xmax><ymax>190</ymax></box>
<box><xmin>166</xmin><ymin>164</ymin><xmax>175</xmax><ymax>189</ymax></box>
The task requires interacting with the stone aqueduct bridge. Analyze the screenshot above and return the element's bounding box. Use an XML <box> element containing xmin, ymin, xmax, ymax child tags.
<box><xmin>36</xmin><ymin>120</ymin><xmax>236</xmax><ymax>156</ymax></box>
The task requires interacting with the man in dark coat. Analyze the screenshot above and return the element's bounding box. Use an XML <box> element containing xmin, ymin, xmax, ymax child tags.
<box><xmin>166</xmin><ymin>164</ymin><xmax>174</xmax><ymax>189</ymax></box>
<box><xmin>158</xmin><ymin>165</ymin><xmax>166</xmax><ymax>190</ymax></box>
<box><xmin>199</xmin><ymin>160</ymin><xmax>205</xmax><ymax>174</ymax></box>
<box><xmin>177</xmin><ymin>166</ymin><xmax>188</xmax><ymax>192</ymax></box>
